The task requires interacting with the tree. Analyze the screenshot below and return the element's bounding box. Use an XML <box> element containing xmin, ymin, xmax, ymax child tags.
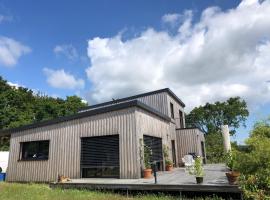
<box><xmin>0</xmin><ymin>76</ymin><xmax>88</xmax><ymax>150</ymax></box>
<box><xmin>186</xmin><ymin>97</ymin><xmax>249</xmax><ymax>136</ymax></box>
<box><xmin>235</xmin><ymin>119</ymin><xmax>270</xmax><ymax>199</ymax></box>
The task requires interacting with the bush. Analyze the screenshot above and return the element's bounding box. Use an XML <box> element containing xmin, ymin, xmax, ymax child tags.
<box><xmin>205</xmin><ymin>133</ymin><xmax>226</xmax><ymax>163</ymax></box>
<box><xmin>235</xmin><ymin>120</ymin><xmax>270</xmax><ymax>199</ymax></box>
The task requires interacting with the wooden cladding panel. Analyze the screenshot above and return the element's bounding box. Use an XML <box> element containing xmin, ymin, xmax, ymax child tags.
<box><xmin>175</xmin><ymin>129</ymin><xmax>205</xmax><ymax>165</ymax></box>
<box><xmin>7</xmin><ymin>108</ymin><xmax>138</xmax><ymax>182</ymax></box>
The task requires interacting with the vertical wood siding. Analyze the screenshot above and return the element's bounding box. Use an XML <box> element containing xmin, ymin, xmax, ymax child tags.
<box><xmin>7</xmin><ymin>108</ymin><xmax>138</xmax><ymax>182</ymax></box>
<box><xmin>167</xmin><ymin>95</ymin><xmax>185</xmax><ymax>129</ymax></box>
<box><xmin>137</xmin><ymin>92</ymin><xmax>169</xmax><ymax>116</ymax></box>
<box><xmin>80</xmin><ymin>92</ymin><xmax>169</xmax><ymax>117</ymax></box>
<box><xmin>135</xmin><ymin>108</ymin><xmax>174</xmax><ymax>172</ymax></box>
<box><xmin>175</xmin><ymin>128</ymin><xmax>205</xmax><ymax>165</ymax></box>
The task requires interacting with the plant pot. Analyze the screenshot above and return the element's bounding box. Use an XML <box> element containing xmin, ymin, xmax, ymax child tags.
<box><xmin>196</xmin><ymin>177</ymin><xmax>203</xmax><ymax>184</ymax></box>
<box><xmin>226</xmin><ymin>171</ymin><xmax>240</xmax><ymax>185</ymax></box>
<box><xmin>143</xmin><ymin>168</ymin><xmax>153</xmax><ymax>179</ymax></box>
<box><xmin>166</xmin><ymin>164</ymin><xmax>173</xmax><ymax>171</ymax></box>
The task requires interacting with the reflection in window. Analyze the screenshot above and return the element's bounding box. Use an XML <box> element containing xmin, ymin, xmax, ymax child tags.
<box><xmin>21</xmin><ymin>140</ymin><xmax>49</xmax><ymax>160</ymax></box>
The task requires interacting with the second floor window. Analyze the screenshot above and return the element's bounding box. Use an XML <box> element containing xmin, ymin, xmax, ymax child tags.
<box><xmin>179</xmin><ymin>110</ymin><xmax>184</xmax><ymax>128</ymax></box>
<box><xmin>170</xmin><ymin>102</ymin><xmax>174</xmax><ymax>119</ymax></box>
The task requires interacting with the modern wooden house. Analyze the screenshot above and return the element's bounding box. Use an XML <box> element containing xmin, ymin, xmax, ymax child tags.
<box><xmin>0</xmin><ymin>88</ymin><xmax>206</xmax><ymax>182</ymax></box>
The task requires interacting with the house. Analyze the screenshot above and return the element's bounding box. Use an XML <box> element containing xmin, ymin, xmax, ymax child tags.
<box><xmin>0</xmin><ymin>88</ymin><xmax>206</xmax><ymax>182</ymax></box>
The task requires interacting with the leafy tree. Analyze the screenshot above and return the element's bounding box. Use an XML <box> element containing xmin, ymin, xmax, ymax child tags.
<box><xmin>186</xmin><ymin>97</ymin><xmax>249</xmax><ymax>163</ymax></box>
<box><xmin>186</xmin><ymin>97</ymin><xmax>249</xmax><ymax>136</ymax></box>
<box><xmin>0</xmin><ymin>76</ymin><xmax>88</xmax><ymax>150</ymax></box>
<box><xmin>235</xmin><ymin>119</ymin><xmax>270</xmax><ymax>199</ymax></box>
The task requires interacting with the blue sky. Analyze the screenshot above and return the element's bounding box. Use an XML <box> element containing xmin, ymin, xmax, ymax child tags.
<box><xmin>0</xmin><ymin>0</ymin><xmax>270</xmax><ymax>143</ymax></box>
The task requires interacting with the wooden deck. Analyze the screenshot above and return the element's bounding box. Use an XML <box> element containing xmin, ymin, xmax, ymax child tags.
<box><xmin>50</xmin><ymin>164</ymin><xmax>241</xmax><ymax>197</ymax></box>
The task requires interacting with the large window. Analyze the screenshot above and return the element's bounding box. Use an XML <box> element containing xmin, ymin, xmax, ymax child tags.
<box><xmin>20</xmin><ymin>140</ymin><xmax>49</xmax><ymax>161</ymax></box>
<box><xmin>170</xmin><ymin>102</ymin><xmax>174</xmax><ymax>119</ymax></box>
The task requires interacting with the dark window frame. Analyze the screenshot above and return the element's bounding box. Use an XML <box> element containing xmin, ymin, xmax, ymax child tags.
<box><xmin>170</xmin><ymin>102</ymin><xmax>174</xmax><ymax>119</ymax></box>
<box><xmin>179</xmin><ymin>110</ymin><xmax>184</xmax><ymax>128</ymax></box>
<box><xmin>19</xmin><ymin>140</ymin><xmax>50</xmax><ymax>161</ymax></box>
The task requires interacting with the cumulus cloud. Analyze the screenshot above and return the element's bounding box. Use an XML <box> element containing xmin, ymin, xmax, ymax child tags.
<box><xmin>0</xmin><ymin>36</ymin><xmax>31</xmax><ymax>67</ymax></box>
<box><xmin>86</xmin><ymin>0</ymin><xmax>270</xmax><ymax>111</ymax></box>
<box><xmin>43</xmin><ymin>68</ymin><xmax>85</xmax><ymax>90</ymax></box>
<box><xmin>54</xmin><ymin>44</ymin><xmax>78</xmax><ymax>61</ymax></box>
<box><xmin>162</xmin><ymin>13</ymin><xmax>181</xmax><ymax>26</ymax></box>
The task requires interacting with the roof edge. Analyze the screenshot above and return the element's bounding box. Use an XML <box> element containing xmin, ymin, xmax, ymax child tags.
<box><xmin>79</xmin><ymin>88</ymin><xmax>185</xmax><ymax>112</ymax></box>
<box><xmin>0</xmin><ymin>100</ymin><xmax>170</xmax><ymax>136</ymax></box>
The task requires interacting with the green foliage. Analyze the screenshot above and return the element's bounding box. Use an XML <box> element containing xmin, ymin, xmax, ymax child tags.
<box><xmin>186</xmin><ymin>97</ymin><xmax>249</xmax><ymax>164</ymax></box>
<box><xmin>144</xmin><ymin>145</ymin><xmax>152</xmax><ymax>169</ymax></box>
<box><xmin>0</xmin><ymin>167</ymin><xmax>2</xmax><ymax>173</ymax></box>
<box><xmin>163</xmin><ymin>145</ymin><xmax>173</xmax><ymax>166</ymax></box>
<box><xmin>225</xmin><ymin>151</ymin><xmax>238</xmax><ymax>171</ymax></box>
<box><xmin>205</xmin><ymin>133</ymin><xmax>226</xmax><ymax>163</ymax></box>
<box><xmin>0</xmin><ymin>76</ymin><xmax>88</xmax><ymax>150</ymax></box>
<box><xmin>165</xmin><ymin>159</ymin><xmax>173</xmax><ymax>166</ymax></box>
<box><xmin>235</xmin><ymin>119</ymin><xmax>270</xmax><ymax>199</ymax></box>
<box><xmin>188</xmin><ymin>157</ymin><xmax>204</xmax><ymax>177</ymax></box>
<box><xmin>186</xmin><ymin>97</ymin><xmax>249</xmax><ymax>136</ymax></box>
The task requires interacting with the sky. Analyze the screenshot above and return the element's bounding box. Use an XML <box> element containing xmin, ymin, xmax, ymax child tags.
<box><xmin>0</xmin><ymin>0</ymin><xmax>270</xmax><ymax>144</ymax></box>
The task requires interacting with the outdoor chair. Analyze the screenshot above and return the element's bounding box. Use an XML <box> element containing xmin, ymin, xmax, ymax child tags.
<box><xmin>182</xmin><ymin>155</ymin><xmax>195</xmax><ymax>167</ymax></box>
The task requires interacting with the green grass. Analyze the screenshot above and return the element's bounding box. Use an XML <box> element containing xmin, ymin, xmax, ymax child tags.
<box><xmin>0</xmin><ymin>182</ymin><xmax>223</xmax><ymax>200</ymax></box>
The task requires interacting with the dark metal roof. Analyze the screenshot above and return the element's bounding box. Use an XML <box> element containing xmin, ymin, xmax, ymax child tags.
<box><xmin>79</xmin><ymin>88</ymin><xmax>185</xmax><ymax>112</ymax></box>
<box><xmin>0</xmin><ymin>100</ymin><xmax>171</xmax><ymax>136</ymax></box>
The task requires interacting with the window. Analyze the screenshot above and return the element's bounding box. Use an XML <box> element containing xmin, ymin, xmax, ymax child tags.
<box><xmin>170</xmin><ymin>103</ymin><xmax>174</xmax><ymax>119</ymax></box>
<box><xmin>20</xmin><ymin>140</ymin><xmax>49</xmax><ymax>160</ymax></box>
<box><xmin>179</xmin><ymin>110</ymin><xmax>184</xmax><ymax>128</ymax></box>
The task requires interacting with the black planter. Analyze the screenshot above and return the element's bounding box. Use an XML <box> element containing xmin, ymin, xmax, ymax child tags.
<box><xmin>196</xmin><ymin>177</ymin><xmax>203</xmax><ymax>184</ymax></box>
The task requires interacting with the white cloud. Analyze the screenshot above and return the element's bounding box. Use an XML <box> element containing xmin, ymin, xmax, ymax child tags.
<box><xmin>86</xmin><ymin>0</ymin><xmax>270</xmax><ymax>111</ymax></box>
<box><xmin>162</xmin><ymin>13</ymin><xmax>181</xmax><ymax>26</ymax></box>
<box><xmin>54</xmin><ymin>44</ymin><xmax>78</xmax><ymax>61</ymax></box>
<box><xmin>7</xmin><ymin>81</ymin><xmax>24</xmax><ymax>88</ymax></box>
<box><xmin>0</xmin><ymin>15</ymin><xmax>12</xmax><ymax>24</ymax></box>
<box><xmin>162</xmin><ymin>11</ymin><xmax>193</xmax><ymax>30</ymax></box>
<box><xmin>0</xmin><ymin>36</ymin><xmax>31</xmax><ymax>67</ymax></box>
<box><xmin>43</xmin><ymin>68</ymin><xmax>85</xmax><ymax>90</ymax></box>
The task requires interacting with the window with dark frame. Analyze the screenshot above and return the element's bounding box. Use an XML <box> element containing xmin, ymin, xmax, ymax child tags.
<box><xmin>20</xmin><ymin>140</ymin><xmax>49</xmax><ymax>161</ymax></box>
<box><xmin>179</xmin><ymin>110</ymin><xmax>184</xmax><ymax>128</ymax></box>
<box><xmin>170</xmin><ymin>102</ymin><xmax>174</xmax><ymax>119</ymax></box>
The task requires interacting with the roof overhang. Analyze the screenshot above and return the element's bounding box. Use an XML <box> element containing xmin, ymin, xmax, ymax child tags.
<box><xmin>0</xmin><ymin>100</ymin><xmax>171</xmax><ymax>136</ymax></box>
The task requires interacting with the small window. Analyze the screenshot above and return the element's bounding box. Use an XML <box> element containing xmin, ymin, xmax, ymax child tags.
<box><xmin>170</xmin><ymin>103</ymin><xmax>174</xmax><ymax>119</ymax></box>
<box><xmin>20</xmin><ymin>140</ymin><xmax>49</xmax><ymax>161</ymax></box>
<box><xmin>179</xmin><ymin>110</ymin><xmax>184</xmax><ymax>128</ymax></box>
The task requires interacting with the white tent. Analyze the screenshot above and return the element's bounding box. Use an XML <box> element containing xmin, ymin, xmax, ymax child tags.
<box><xmin>0</xmin><ymin>151</ymin><xmax>9</xmax><ymax>173</ymax></box>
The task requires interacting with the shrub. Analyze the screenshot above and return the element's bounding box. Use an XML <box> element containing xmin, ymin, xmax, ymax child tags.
<box><xmin>188</xmin><ymin>157</ymin><xmax>204</xmax><ymax>177</ymax></box>
<box><xmin>205</xmin><ymin>133</ymin><xmax>226</xmax><ymax>163</ymax></box>
<box><xmin>235</xmin><ymin>119</ymin><xmax>270</xmax><ymax>199</ymax></box>
<box><xmin>0</xmin><ymin>167</ymin><xmax>2</xmax><ymax>173</ymax></box>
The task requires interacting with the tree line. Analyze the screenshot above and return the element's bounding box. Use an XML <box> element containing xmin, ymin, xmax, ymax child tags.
<box><xmin>0</xmin><ymin>76</ymin><xmax>87</xmax><ymax>150</ymax></box>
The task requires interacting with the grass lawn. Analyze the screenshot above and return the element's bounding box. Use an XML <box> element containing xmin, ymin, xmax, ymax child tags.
<box><xmin>0</xmin><ymin>182</ymin><xmax>224</xmax><ymax>200</ymax></box>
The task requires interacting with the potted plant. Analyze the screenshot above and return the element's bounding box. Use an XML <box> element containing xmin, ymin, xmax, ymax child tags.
<box><xmin>188</xmin><ymin>157</ymin><xmax>205</xmax><ymax>184</ymax></box>
<box><xmin>143</xmin><ymin>145</ymin><xmax>153</xmax><ymax>179</ymax></box>
<box><xmin>163</xmin><ymin>145</ymin><xmax>173</xmax><ymax>171</ymax></box>
<box><xmin>225</xmin><ymin>151</ymin><xmax>240</xmax><ymax>185</ymax></box>
<box><xmin>165</xmin><ymin>159</ymin><xmax>173</xmax><ymax>171</ymax></box>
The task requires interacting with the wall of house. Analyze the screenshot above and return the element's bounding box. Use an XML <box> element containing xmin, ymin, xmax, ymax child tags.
<box><xmin>166</xmin><ymin>95</ymin><xmax>185</xmax><ymax>129</ymax></box>
<box><xmin>135</xmin><ymin>108</ymin><xmax>174</xmax><ymax>172</ymax></box>
<box><xmin>7</xmin><ymin>107</ymin><xmax>139</xmax><ymax>182</ymax></box>
<box><xmin>81</xmin><ymin>92</ymin><xmax>169</xmax><ymax>117</ymax></box>
<box><xmin>175</xmin><ymin>128</ymin><xmax>205</xmax><ymax>166</ymax></box>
